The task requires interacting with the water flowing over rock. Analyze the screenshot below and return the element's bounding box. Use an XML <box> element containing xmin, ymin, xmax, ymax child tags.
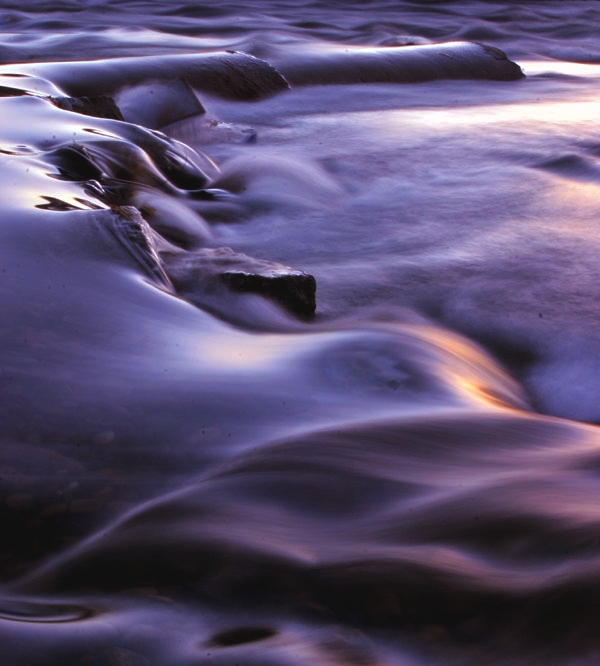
<box><xmin>115</xmin><ymin>78</ymin><xmax>205</xmax><ymax>129</ymax></box>
<box><xmin>2</xmin><ymin>3</ymin><xmax>600</xmax><ymax>665</ymax></box>
<box><xmin>274</xmin><ymin>41</ymin><xmax>524</xmax><ymax>86</ymax></box>
<box><xmin>14</xmin><ymin>51</ymin><xmax>290</xmax><ymax>100</ymax></box>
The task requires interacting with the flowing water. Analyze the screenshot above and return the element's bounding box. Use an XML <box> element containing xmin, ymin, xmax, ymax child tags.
<box><xmin>2</xmin><ymin>2</ymin><xmax>600</xmax><ymax>664</ymax></box>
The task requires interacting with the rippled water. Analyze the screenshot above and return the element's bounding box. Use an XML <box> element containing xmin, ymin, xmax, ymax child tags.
<box><xmin>2</xmin><ymin>2</ymin><xmax>600</xmax><ymax>664</ymax></box>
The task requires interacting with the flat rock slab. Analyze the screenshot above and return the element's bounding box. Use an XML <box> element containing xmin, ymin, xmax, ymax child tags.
<box><xmin>162</xmin><ymin>247</ymin><xmax>317</xmax><ymax>318</ymax></box>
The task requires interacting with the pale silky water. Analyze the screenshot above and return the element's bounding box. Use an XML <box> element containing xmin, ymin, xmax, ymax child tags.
<box><xmin>1</xmin><ymin>2</ymin><xmax>600</xmax><ymax>665</ymax></box>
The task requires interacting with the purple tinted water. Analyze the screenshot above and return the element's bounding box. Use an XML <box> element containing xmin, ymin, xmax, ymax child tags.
<box><xmin>1</xmin><ymin>2</ymin><xmax>600</xmax><ymax>664</ymax></box>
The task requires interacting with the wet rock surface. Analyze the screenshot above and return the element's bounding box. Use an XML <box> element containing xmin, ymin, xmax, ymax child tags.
<box><xmin>274</xmin><ymin>41</ymin><xmax>524</xmax><ymax>86</ymax></box>
<box><xmin>162</xmin><ymin>247</ymin><xmax>317</xmax><ymax>318</ymax></box>
<box><xmin>51</xmin><ymin>95</ymin><xmax>124</xmax><ymax>121</ymax></box>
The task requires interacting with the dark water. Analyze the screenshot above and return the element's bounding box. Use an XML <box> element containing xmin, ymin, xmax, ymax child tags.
<box><xmin>2</xmin><ymin>2</ymin><xmax>600</xmax><ymax>664</ymax></box>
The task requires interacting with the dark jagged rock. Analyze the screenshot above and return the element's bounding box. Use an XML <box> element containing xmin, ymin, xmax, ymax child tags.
<box><xmin>162</xmin><ymin>247</ymin><xmax>317</xmax><ymax>318</ymax></box>
<box><xmin>221</xmin><ymin>268</ymin><xmax>316</xmax><ymax>319</ymax></box>
<box><xmin>274</xmin><ymin>41</ymin><xmax>524</xmax><ymax>86</ymax></box>
<box><xmin>51</xmin><ymin>94</ymin><xmax>124</xmax><ymax>121</ymax></box>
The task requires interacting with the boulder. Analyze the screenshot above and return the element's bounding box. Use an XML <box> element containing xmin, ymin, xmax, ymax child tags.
<box><xmin>162</xmin><ymin>247</ymin><xmax>316</xmax><ymax>318</ymax></box>
<box><xmin>274</xmin><ymin>41</ymin><xmax>524</xmax><ymax>86</ymax></box>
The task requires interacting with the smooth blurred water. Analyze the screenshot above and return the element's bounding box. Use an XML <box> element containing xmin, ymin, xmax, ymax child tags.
<box><xmin>2</xmin><ymin>2</ymin><xmax>600</xmax><ymax>665</ymax></box>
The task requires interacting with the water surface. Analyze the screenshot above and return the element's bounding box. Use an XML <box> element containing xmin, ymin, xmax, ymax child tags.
<box><xmin>1</xmin><ymin>2</ymin><xmax>600</xmax><ymax>664</ymax></box>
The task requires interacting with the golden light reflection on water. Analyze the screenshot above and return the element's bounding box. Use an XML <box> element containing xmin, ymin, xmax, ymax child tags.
<box><xmin>544</xmin><ymin>180</ymin><xmax>600</xmax><ymax>223</ymax></box>
<box><xmin>410</xmin><ymin>325</ymin><xmax>528</xmax><ymax>410</ymax></box>
<box><xmin>197</xmin><ymin>321</ymin><xmax>535</xmax><ymax>414</ymax></box>
<box><xmin>197</xmin><ymin>333</ymin><xmax>311</xmax><ymax>373</ymax></box>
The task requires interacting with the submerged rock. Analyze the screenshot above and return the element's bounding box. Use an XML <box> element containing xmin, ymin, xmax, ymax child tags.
<box><xmin>114</xmin><ymin>124</ymin><xmax>220</xmax><ymax>191</ymax></box>
<box><xmin>133</xmin><ymin>189</ymin><xmax>213</xmax><ymax>249</ymax></box>
<box><xmin>46</xmin><ymin>131</ymin><xmax>219</xmax><ymax>201</ymax></box>
<box><xmin>51</xmin><ymin>95</ymin><xmax>124</xmax><ymax>121</ymax></box>
<box><xmin>46</xmin><ymin>144</ymin><xmax>104</xmax><ymax>182</ymax></box>
<box><xmin>105</xmin><ymin>206</ymin><xmax>173</xmax><ymax>290</ymax></box>
<box><xmin>162</xmin><ymin>247</ymin><xmax>317</xmax><ymax>318</ymax></box>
